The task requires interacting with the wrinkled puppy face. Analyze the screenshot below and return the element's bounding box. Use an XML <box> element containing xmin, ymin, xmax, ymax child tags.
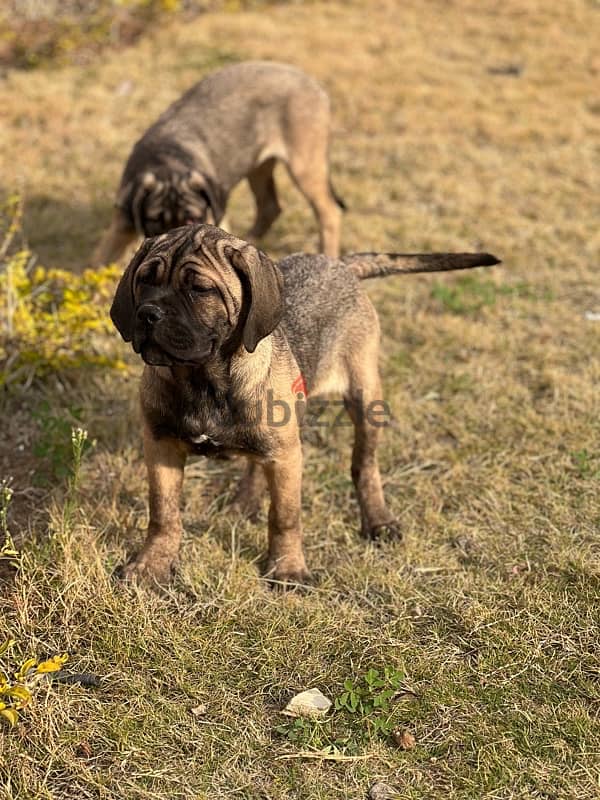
<box><xmin>121</xmin><ymin>171</ymin><xmax>224</xmax><ymax>237</ymax></box>
<box><xmin>110</xmin><ymin>225</ymin><xmax>284</xmax><ymax>368</ymax></box>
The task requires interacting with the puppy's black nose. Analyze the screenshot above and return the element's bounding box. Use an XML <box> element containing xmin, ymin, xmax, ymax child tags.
<box><xmin>137</xmin><ymin>303</ymin><xmax>165</xmax><ymax>326</ymax></box>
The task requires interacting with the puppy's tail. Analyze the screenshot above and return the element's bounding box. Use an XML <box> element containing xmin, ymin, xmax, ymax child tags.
<box><xmin>344</xmin><ymin>251</ymin><xmax>501</xmax><ymax>279</ymax></box>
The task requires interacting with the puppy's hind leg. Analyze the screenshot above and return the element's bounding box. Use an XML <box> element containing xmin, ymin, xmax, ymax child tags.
<box><xmin>247</xmin><ymin>158</ymin><xmax>282</xmax><ymax>240</ymax></box>
<box><xmin>231</xmin><ymin>458</ymin><xmax>266</xmax><ymax>522</ymax></box>
<box><xmin>344</xmin><ymin>349</ymin><xmax>401</xmax><ymax>543</ymax></box>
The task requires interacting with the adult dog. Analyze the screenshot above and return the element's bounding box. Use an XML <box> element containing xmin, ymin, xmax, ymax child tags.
<box><xmin>94</xmin><ymin>61</ymin><xmax>344</xmax><ymax>265</ymax></box>
<box><xmin>110</xmin><ymin>224</ymin><xmax>499</xmax><ymax>585</ymax></box>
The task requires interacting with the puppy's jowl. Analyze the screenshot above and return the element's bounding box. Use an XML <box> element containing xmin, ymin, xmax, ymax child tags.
<box><xmin>94</xmin><ymin>61</ymin><xmax>344</xmax><ymax>265</ymax></box>
<box><xmin>111</xmin><ymin>224</ymin><xmax>499</xmax><ymax>586</ymax></box>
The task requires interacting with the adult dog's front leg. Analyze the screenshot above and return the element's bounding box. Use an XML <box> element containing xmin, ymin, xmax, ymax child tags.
<box><xmin>92</xmin><ymin>210</ymin><xmax>137</xmax><ymax>267</ymax></box>
<box><xmin>263</xmin><ymin>442</ymin><xmax>309</xmax><ymax>586</ymax></box>
<box><xmin>118</xmin><ymin>428</ymin><xmax>187</xmax><ymax>584</ymax></box>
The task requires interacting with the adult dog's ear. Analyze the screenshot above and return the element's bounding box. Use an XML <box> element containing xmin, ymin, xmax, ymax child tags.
<box><xmin>228</xmin><ymin>244</ymin><xmax>283</xmax><ymax>353</ymax></box>
<box><xmin>117</xmin><ymin>172</ymin><xmax>161</xmax><ymax>235</ymax></box>
<box><xmin>188</xmin><ymin>171</ymin><xmax>226</xmax><ymax>225</ymax></box>
<box><xmin>110</xmin><ymin>237</ymin><xmax>155</xmax><ymax>342</ymax></box>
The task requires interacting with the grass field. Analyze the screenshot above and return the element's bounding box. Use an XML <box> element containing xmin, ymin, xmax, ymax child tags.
<box><xmin>1</xmin><ymin>1</ymin><xmax>599</xmax><ymax>797</ymax></box>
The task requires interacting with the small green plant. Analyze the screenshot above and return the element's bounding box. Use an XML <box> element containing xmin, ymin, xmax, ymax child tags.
<box><xmin>0</xmin><ymin>480</ymin><xmax>20</xmax><ymax>573</ymax></box>
<box><xmin>32</xmin><ymin>404</ymin><xmax>92</xmax><ymax>485</ymax></box>
<box><xmin>334</xmin><ymin>666</ymin><xmax>405</xmax><ymax>738</ymax></box>
<box><xmin>0</xmin><ymin>639</ymin><xmax>68</xmax><ymax>727</ymax></box>
<box><xmin>276</xmin><ymin>666</ymin><xmax>407</xmax><ymax>754</ymax></box>
<box><xmin>58</xmin><ymin>426</ymin><xmax>91</xmax><ymax>536</ymax></box>
<box><xmin>572</xmin><ymin>449</ymin><xmax>600</xmax><ymax>480</ymax></box>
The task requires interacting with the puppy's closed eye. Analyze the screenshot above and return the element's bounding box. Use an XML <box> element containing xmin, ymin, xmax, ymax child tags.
<box><xmin>189</xmin><ymin>283</ymin><xmax>217</xmax><ymax>296</ymax></box>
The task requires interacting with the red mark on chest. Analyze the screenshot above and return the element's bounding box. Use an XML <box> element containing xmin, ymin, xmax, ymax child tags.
<box><xmin>291</xmin><ymin>373</ymin><xmax>308</xmax><ymax>397</ymax></box>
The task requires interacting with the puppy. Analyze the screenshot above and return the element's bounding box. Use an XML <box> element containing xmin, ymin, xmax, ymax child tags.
<box><xmin>110</xmin><ymin>224</ymin><xmax>499</xmax><ymax>585</ymax></box>
<box><xmin>94</xmin><ymin>61</ymin><xmax>344</xmax><ymax>265</ymax></box>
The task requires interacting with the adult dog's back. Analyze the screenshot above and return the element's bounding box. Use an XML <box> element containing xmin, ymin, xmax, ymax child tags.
<box><xmin>93</xmin><ymin>61</ymin><xmax>344</xmax><ymax>265</ymax></box>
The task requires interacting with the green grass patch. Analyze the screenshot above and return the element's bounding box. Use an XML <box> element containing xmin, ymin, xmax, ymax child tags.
<box><xmin>430</xmin><ymin>275</ymin><xmax>552</xmax><ymax>315</ymax></box>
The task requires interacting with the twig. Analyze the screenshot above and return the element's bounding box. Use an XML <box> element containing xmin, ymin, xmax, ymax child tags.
<box><xmin>276</xmin><ymin>751</ymin><xmax>376</xmax><ymax>762</ymax></box>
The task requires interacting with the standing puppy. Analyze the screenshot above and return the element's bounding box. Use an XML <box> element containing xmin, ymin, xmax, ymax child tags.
<box><xmin>94</xmin><ymin>61</ymin><xmax>344</xmax><ymax>265</ymax></box>
<box><xmin>110</xmin><ymin>225</ymin><xmax>500</xmax><ymax>586</ymax></box>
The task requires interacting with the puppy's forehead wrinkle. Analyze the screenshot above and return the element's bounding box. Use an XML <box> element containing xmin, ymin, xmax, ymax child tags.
<box><xmin>137</xmin><ymin>256</ymin><xmax>167</xmax><ymax>282</ymax></box>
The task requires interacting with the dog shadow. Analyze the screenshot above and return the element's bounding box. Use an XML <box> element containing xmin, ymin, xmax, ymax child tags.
<box><xmin>22</xmin><ymin>193</ymin><xmax>111</xmax><ymax>272</ymax></box>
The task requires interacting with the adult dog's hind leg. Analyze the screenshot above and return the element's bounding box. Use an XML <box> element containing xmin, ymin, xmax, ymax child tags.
<box><xmin>247</xmin><ymin>158</ymin><xmax>282</xmax><ymax>239</ymax></box>
<box><xmin>286</xmin><ymin>157</ymin><xmax>341</xmax><ymax>258</ymax></box>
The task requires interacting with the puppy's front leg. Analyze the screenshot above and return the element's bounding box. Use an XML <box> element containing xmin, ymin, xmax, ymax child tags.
<box><xmin>263</xmin><ymin>443</ymin><xmax>309</xmax><ymax>586</ymax></box>
<box><xmin>119</xmin><ymin>428</ymin><xmax>187</xmax><ymax>584</ymax></box>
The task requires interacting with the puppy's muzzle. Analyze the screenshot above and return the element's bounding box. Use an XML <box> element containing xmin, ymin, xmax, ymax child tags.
<box><xmin>137</xmin><ymin>303</ymin><xmax>165</xmax><ymax>327</ymax></box>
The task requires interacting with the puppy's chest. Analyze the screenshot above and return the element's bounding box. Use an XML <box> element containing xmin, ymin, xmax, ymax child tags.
<box><xmin>146</xmin><ymin>387</ymin><xmax>271</xmax><ymax>459</ymax></box>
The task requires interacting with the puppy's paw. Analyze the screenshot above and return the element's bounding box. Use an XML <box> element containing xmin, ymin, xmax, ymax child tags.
<box><xmin>365</xmin><ymin>520</ymin><xmax>402</xmax><ymax>544</ymax></box>
<box><xmin>264</xmin><ymin>556</ymin><xmax>311</xmax><ymax>591</ymax></box>
<box><xmin>114</xmin><ymin>551</ymin><xmax>177</xmax><ymax>586</ymax></box>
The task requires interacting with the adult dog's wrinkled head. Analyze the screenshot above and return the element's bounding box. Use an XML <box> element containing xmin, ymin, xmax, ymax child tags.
<box><xmin>118</xmin><ymin>169</ymin><xmax>226</xmax><ymax>237</ymax></box>
<box><xmin>110</xmin><ymin>224</ymin><xmax>284</xmax><ymax>367</ymax></box>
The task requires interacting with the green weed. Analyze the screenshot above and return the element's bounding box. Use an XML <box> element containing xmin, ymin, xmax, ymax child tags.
<box><xmin>276</xmin><ymin>666</ymin><xmax>409</xmax><ymax>754</ymax></box>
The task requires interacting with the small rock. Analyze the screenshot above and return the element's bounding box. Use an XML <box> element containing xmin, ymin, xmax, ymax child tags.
<box><xmin>368</xmin><ymin>781</ymin><xmax>397</xmax><ymax>800</ymax></box>
<box><xmin>190</xmin><ymin>703</ymin><xmax>207</xmax><ymax>717</ymax></box>
<box><xmin>282</xmin><ymin>688</ymin><xmax>332</xmax><ymax>719</ymax></box>
<box><xmin>392</xmin><ymin>728</ymin><xmax>416</xmax><ymax>749</ymax></box>
<box><xmin>115</xmin><ymin>79</ymin><xmax>134</xmax><ymax>96</ymax></box>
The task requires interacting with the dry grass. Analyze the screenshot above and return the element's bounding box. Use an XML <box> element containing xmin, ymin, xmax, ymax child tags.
<box><xmin>1</xmin><ymin>1</ymin><xmax>600</xmax><ymax>797</ymax></box>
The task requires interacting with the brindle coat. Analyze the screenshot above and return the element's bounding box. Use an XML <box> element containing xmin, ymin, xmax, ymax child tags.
<box><xmin>93</xmin><ymin>61</ymin><xmax>345</xmax><ymax>266</ymax></box>
<box><xmin>110</xmin><ymin>224</ymin><xmax>499</xmax><ymax>585</ymax></box>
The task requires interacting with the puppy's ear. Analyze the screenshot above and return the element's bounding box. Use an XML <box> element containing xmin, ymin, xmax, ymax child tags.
<box><xmin>188</xmin><ymin>171</ymin><xmax>226</xmax><ymax>225</ymax></box>
<box><xmin>229</xmin><ymin>244</ymin><xmax>283</xmax><ymax>353</ymax></box>
<box><xmin>110</xmin><ymin>237</ymin><xmax>155</xmax><ymax>342</ymax></box>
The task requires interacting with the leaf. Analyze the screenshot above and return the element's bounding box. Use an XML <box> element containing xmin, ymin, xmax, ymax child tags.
<box><xmin>36</xmin><ymin>654</ymin><xmax>68</xmax><ymax>674</ymax></box>
<box><xmin>0</xmin><ymin>639</ymin><xmax>15</xmax><ymax>657</ymax></box>
<box><xmin>365</xmin><ymin>668</ymin><xmax>379</xmax><ymax>686</ymax></box>
<box><xmin>392</xmin><ymin>728</ymin><xmax>416</xmax><ymax>749</ymax></box>
<box><xmin>15</xmin><ymin>658</ymin><xmax>37</xmax><ymax>681</ymax></box>
<box><xmin>6</xmin><ymin>684</ymin><xmax>32</xmax><ymax>705</ymax></box>
<box><xmin>0</xmin><ymin>707</ymin><xmax>18</xmax><ymax>726</ymax></box>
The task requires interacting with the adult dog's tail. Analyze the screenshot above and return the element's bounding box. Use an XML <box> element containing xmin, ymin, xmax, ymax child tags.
<box><xmin>344</xmin><ymin>251</ymin><xmax>500</xmax><ymax>279</ymax></box>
